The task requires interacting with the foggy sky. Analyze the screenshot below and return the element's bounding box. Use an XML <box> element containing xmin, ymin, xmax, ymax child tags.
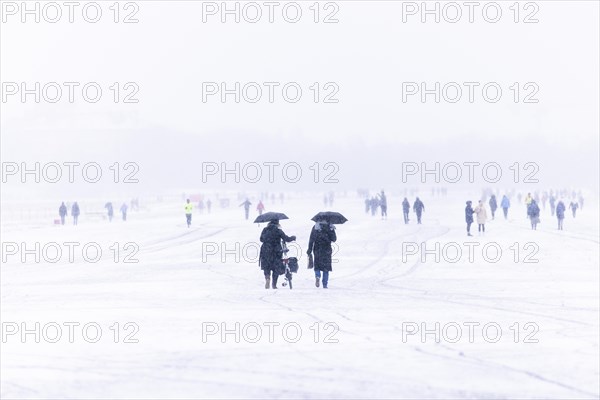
<box><xmin>1</xmin><ymin>1</ymin><xmax>598</xmax><ymax>194</ymax></box>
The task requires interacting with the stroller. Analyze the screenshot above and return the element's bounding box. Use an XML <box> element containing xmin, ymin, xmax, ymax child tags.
<box><xmin>280</xmin><ymin>242</ymin><xmax>299</xmax><ymax>289</ymax></box>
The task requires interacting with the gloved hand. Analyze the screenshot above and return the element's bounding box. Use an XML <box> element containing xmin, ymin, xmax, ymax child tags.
<box><xmin>306</xmin><ymin>250</ymin><xmax>311</xmax><ymax>255</ymax></box>
<box><xmin>290</xmin><ymin>235</ymin><xmax>296</xmax><ymax>241</ymax></box>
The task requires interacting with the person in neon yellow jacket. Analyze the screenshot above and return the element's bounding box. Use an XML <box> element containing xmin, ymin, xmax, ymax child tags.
<box><xmin>184</xmin><ymin>199</ymin><xmax>193</xmax><ymax>227</ymax></box>
<box><xmin>524</xmin><ymin>193</ymin><xmax>533</xmax><ymax>218</ymax></box>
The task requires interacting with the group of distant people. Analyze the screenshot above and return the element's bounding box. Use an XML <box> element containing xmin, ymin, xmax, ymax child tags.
<box><xmin>464</xmin><ymin>200</ymin><xmax>489</xmax><ymax>236</ymax></box>
<box><xmin>239</xmin><ymin>199</ymin><xmax>266</xmax><ymax>220</ymax></box>
<box><xmin>402</xmin><ymin>196</ymin><xmax>424</xmax><ymax>224</ymax></box>
<box><xmin>58</xmin><ymin>201</ymin><xmax>80</xmax><ymax>225</ymax></box>
<box><xmin>104</xmin><ymin>202</ymin><xmax>129</xmax><ymax>222</ymax></box>
<box><xmin>364</xmin><ymin>191</ymin><xmax>424</xmax><ymax>224</ymax></box>
<box><xmin>184</xmin><ymin>197</ymin><xmax>270</xmax><ymax>227</ymax></box>
<box><xmin>364</xmin><ymin>191</ymin><xmax>389</xmax><ymax>219</ymax></box>
<box><xmin>196</xmin><ymin>199</ymin><xmax>213</xmax><ymax>215</ymax></box>
<box><xmin>464</xmin><ymin>191</ymin><xmax>583</xmax><ymax>235</ymax></box>
<box><xmin>323</xmin><ymin>192</ymin><xmax>335</xmax><ymax>208</ymax></box>
<box><xmin>57</xmin><ymin>200</ymin><xmax>135</xmax><ymax>225</ymax></box>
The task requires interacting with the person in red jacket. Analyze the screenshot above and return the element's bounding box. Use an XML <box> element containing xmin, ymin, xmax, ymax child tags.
<box><xmin>256</xmin><ymin>200</ymin><xmax>265</xmax><ymax>216</ymax></box>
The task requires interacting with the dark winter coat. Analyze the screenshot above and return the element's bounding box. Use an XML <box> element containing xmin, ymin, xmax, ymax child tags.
<box><xmin>489</xmin><ymin>196</ymin><xmax>498</xmax><ymax>211</ymax></box>
<box><xmin>465</xmin><ymin>205</ymin><xmax>474</xmax><ymax>223</ymax></box>
<box><xmin>259</xmin><ymin>222</ymin><xmax>294</xmax><ymax>273</ymax></box>
<box><xmin>59</xmin><ymin>204</ymin><xmax>67</xmax><ymax>217</ymax></box>
<box><xmin>528</xmin><ymin>202</ymin><xmax>540</xmax><ymax>219</ymax></box>
<box><xmin>402</xmin><ymin>199</ymin><xmax>410</xmax><ymax>212</ymax></box>
<box><xmin>240</xmin><ymin>200</ymin><xmax>252</xmax><ymax>210</ymax></box>
<box><xmin>71</xmin><ymin>203</ymin><xmax>80</xmax><ymax>217</ymax></box>
<box><xmin>556</xmin><ymin>202</ymin><xmax>566</xmax><ymax>219</ymax></box>
<box><xmin>413</xmin><ymin>199</ymin><xmax>424</xmax><ymax>214</ymax></box>
<box><xmin>307</xmin><ymin>223</ymin><xmax>337</xmax><ymax>272</ymax></box>
<box><xmin>379</xmin><ymin>193</ymin><xmax>387</xmax><ymax>207</ymax></box>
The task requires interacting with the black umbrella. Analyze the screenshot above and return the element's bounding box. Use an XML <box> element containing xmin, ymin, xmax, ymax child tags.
<box><xmin>311</xmin><ymin>211</ymin><xmax>348</xmax><ymax>224</ymax></box>
<box><xmin>254</xmin><ymin>212</ymin><xmax>289</xmax><ymax>223</ymax></box>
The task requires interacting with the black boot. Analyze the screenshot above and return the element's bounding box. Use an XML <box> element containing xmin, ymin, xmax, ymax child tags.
<box><xmin>271</xmin><ymin>274</ymin><xmax>278</xmax><ymax>289</ymax></box>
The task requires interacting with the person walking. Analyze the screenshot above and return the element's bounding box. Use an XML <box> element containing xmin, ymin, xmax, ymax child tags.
<box><xmin>501</xmin><ymin>195</ymin><xmax>510</xmax><ymax>220</ymax></box>
<box><xmin>413</xmin><ymin>197</ymin><xmax>425</xmax><ymax>224</ymax></box>
<box><xmin>120</xmin><ymin>203</ymin><xmax>128</xmax><ymax>221</ymax></box>
<box><xmin>489</xmin><ymin>195</ymin><xmax>498</xmax><ymax>220</ymax></box>
<box><xmin>105</xmin><ymin>202</ymin><xmax>114</xmax><ymax>222</ymax></box>
<box><xmin>378</xmin><ymin>190</ymin><xmax>388</xmax><ymax>220</ymax></box>
<box><xmin>71</xmin><ymin>202</ymin><xmax>80</xmax><ymax>225</ymax></box>
<box><xmin>59</xmin><ymin>202</ymin><xmax>68</xmax><ymax>225</ymax></box>
<box><xmin>256</xmin><ymin>200</ymin><xmax>265</xmax><ymax>216</ymax></box>
<box><xmin>528</xmin><ymin>200</ymin><xmax>540</xmax><ymax>230</ymax></box>
<box><xmin>184</xmin><ymin>199</ymin><xmax>193</xmax><ymax>227</ymax></box>
<box><xmin>240</xmin><ymin>199</ymin><xmax>252</xmax><ymax>220</ymax></box>
<box><xmin>569</xmin><ymin>201</ymin><xmax>579</xmax><ymax>218</ymax></box>
<box><xmin>556</xmin><ymin>200</ymin><xmax>566</xmax><ymax>230</ymax></box>
<box><xmin>524</xmin><ymin>193</ymin><xmax>533</xmax><ymax>218</ymax></box>
<box><xmin>402</xmin><ymin>197</ymin><xmax>410</xmax><ymax>224</ymax></box>
<box><xmin>307</xmin><ymin>220</ymin><xmax>337</xmax><ymax>289</ymax></box>
<box><xmin>259</xmin><ymin>220</ymin><xmax>296</xmax><ymax>289</ymax></box>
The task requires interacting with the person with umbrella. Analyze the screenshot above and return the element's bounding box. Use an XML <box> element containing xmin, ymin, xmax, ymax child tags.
<box><xmin>307</xmin><ymin>212</ymin><xmax>346</xmax><ymax>289</ymax></box>
<box><xmin>257</xmin><ymin>212</ymin><xmax>296</xmax><ymax>289</ymax></box>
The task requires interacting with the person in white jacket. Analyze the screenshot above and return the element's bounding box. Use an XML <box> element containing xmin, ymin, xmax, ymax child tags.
<box><xmin>474</xmin><ymin>200</ymin><xmax>488</xmax><ymax>234</ymax></box>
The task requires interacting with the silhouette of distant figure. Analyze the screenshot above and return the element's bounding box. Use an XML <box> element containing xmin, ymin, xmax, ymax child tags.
<box><xmin>59</xmin><ymin>202</ymin><xmax>68</xmax><ymax>225</ymax></box>
<box><xmin>71</xmin><ymin>202</ymin><xmax>80</xmax><ymax>225</ymax></box>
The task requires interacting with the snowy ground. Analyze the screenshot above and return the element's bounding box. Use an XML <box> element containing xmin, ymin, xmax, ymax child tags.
<box><xmin>1</xmin><ymin>191</ymin><xmax>599</xmax><ymax>399</ymax></box>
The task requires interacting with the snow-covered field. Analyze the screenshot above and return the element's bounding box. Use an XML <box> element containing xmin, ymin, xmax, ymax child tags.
<box><xmin>1</xmin><ymin>191</ymin><xmax>599</xmax><ymax>399</ymax></box>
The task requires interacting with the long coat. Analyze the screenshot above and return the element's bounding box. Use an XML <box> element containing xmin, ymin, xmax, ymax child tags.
<box><xmin>528</xmin><ymin>202</ymin><xmax>540</xmax><ymax>219</ymax></box>
<box><xmin>556</xmin><ymin>202</ymin><xmax>566</xmax><ymax>219</ymax></box>
<box><xmin>465</xmin><ymin>205</ymin><xmax>474</xmax><ymax>223</ymax></box>
<box><xmin>413</xmin><ymin>199</ymin><xmax>425</xmax><ymax>214</ymax></box>
<box><xmin>307</xmin><ymin>223</ymin><xmax>337</xmax><ymax>272</ymax></box>
<box><xmin>474</xmin><ymin>204</ymin><xmax>488</xmax><ymax>224</ymax></box>
<box><xmin>489</xmin><ymin>196</ymin><xmax>498</xmax><ymax>211</ymax></box>
<box><xmin>259</xmin><ymin>222</ymin><xmax>294</xmax><ymax>273</ymax></box>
